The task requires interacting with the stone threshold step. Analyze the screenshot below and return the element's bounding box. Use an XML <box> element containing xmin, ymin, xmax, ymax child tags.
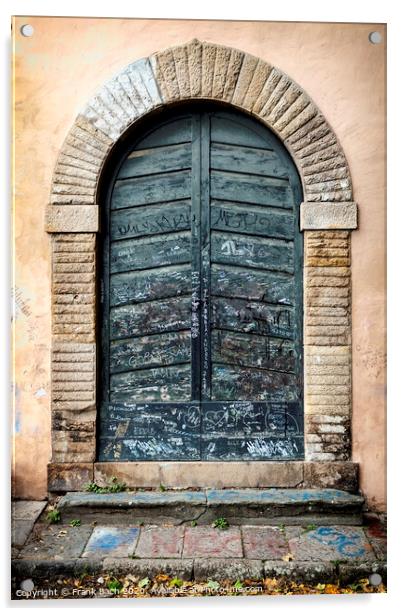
<box><xmin>11</xmin><ymin>557</ymin><xmax>386</xmax><ymax>586</ymax></box>
<box><xmin>56</xmin><ymin>489</ymin><xmax>364</xmax><ymax>525</ymax></box>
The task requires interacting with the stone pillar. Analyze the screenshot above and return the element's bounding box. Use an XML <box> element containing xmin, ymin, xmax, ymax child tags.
<box><xmin>51</xmin><ymin>233</ymin><xmax>97</xmax><ymax>463</ymax></box>
<box><xmin>304</xmin><ymin>231</ymin><xmax>352</xmax><ymax>460</ymax></box>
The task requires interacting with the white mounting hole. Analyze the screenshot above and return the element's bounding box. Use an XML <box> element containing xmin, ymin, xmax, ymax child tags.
<box><xmin>20</xmin><ymin>24</ymin><xmax>34</xmax><ymax>37</ymax></box>
<box><xmin>369</xmin><ymin>31</ymin><xmax>382</xmax><ymax>44</ymax></box>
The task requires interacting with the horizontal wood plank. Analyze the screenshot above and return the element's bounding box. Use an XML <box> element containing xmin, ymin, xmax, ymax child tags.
<box><xmin>210</xmin><ymin>115</ymin><xmax>273</xmax><ymax>149</ymax></box>
<box><xmin>101</xmin><ymin>402</ymin><xmax>199</xmax><ymax>435</ymax></box>
<box><xmin>110</xmin><ymin>296</ymin><xmax>191</xmax><ymax>339</ymax></box>
<box><xmin>110</xmin><ymin>201</ymin><xmax>191</xmax><ymax>241</ymax></box>
<box><xmin>211</xmin><ymin>231</ymin><xmax>294</xmax><ymax>273</ymax></box>
<box><xmin>111</xmin><ymin>170</ymin><xmax>191</xmax><ymax>209</ymax></box>
<box><xmin>211</xmin><ymin>142</ymin><xmax>288</xmax><ymax>178</ymax></box>
<box><xmin>212</xmin><ymin>297</ymin><xmax>295</xmax><ymax>339</ymax></box>
<box><xmin>118</xmin><ymin>143</ymin><xmax>192</xmax><ymax>179</ymax></box>
<box><xmin>110</xmin><ymin>364</ymin><xmax>191</xmax><ymax>402</ymax></box>
<box><xmin>211</xmin><ymin>363</ymin><xmax>298</xmax><ymax>401</ymax></box>
<box><xmin>211</xmin><ymin>264</ymin><xmax>295</xmax><ymax>304</ymax></box>
<box><xmin>211</xmin><ymin>330</ymin><xmax>296</xmax><ymax>372</ymax></box>
<box><xmin>136</xmin><ymin>117</ymin><xmax>192</xmax><ymax>148</ymax></box>
<box><xmin>110</xmin><ymin>330</ymin><xmax>191</xmax><ymax>373</ymax></box>
<box><xmin>211</xmin><ymin>202</ymin><xmax>295</xmax><ymax>240</ymax></box>
<box><xmin>211</xmin><ymin>170</ymin><xmax>293</xmax><ymax>208</ymax></box>
<box><xmin>110</xmin><ymin>231</ymin><xmax>191</xmax><ymax>273</ymax></box>
<box><xmin>110</xmin><ymin>265</ymin><xmax>192</xmax><ymax>307</ymax></box>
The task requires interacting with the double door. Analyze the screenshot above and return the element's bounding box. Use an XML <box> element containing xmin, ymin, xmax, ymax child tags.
<box><xmin>99</xmin><ymin>106</ymin><xmax>303</xmax><ymax>461</ymax></box>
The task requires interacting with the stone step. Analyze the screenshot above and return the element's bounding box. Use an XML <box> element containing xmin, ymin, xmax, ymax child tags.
<box><xmin>56</xmin><ymin>489</ymin><xmax>364</xmax><ymax>526</ymax></box>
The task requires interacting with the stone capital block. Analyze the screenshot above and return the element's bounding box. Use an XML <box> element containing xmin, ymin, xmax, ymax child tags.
<box><xmin>300</xmin><ymin>201</ymin><xmax>358</xmax><ymax>230</ymax></box>
<box><xmin>46</xmin><ymin>205</ymin><xmax>99</xmax><ymax>233</ymax></box>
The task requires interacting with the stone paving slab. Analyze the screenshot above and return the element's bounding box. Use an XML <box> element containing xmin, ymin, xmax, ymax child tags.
<box><xmin>287</xmin><ymin>525</ymin><xmax>374</xmax><ymax>562</ymax></box>
<box><xmin>134</xmin><ymin>525</ymin><xmax>184</xmax><ymax>558</ymax></box>
<box><xmin>12</xmin><ymin>521</ymin><xmax>38</xmax><ymax>549</ymax></box>
<box><xmin>183</xmin><ymin>527</ymin><xmax>243</xmax><ymax>558</ymax></box>
<box><xmin>12</xmin><ymin>501</ymin><xmax>48</xmax><ymax>548</ymax></box>
<box><xmin>82</xmin><ymin>527</ymin><xmax>140</xmax><ymax>558</ymax></box>
<box><xmin>242</xmin><ymin>526</ymin><xmax>289</xmax><ymax>559</ymax></box>
<box><xmin>12</xmin><ymin>501</ymin><xmax>47</xmax><ymax>521</ymax></box>
<box><xmin>18</xmin><ymin>524</ymin><xmax>93</xmax><ymax>560</ymax></box>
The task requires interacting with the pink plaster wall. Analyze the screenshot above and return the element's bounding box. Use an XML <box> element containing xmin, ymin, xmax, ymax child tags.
<box><xmin>12</xmin><ymin>17</ymin><xmax>386</xmax><ymax>509</ymax></box>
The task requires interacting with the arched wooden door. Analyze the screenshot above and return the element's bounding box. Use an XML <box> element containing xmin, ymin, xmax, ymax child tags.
<box><xmin>99</xmin><ymin>105</ymin><xmax>304</xmax><ymax>461</ymax></box>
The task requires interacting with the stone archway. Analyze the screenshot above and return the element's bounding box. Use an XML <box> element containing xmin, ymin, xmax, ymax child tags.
<box><xmin>46</xmin><ymin>40</ymin><xmax>358</xmax><ymax>492</ymax></box>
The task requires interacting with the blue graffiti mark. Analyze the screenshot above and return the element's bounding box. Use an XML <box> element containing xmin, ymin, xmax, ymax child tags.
<box><xmin>310</xmin><ymin>527</ymin><xmax>366</xmax><ymax>558</ymax></box>
<box><xmin>89</xmin><ymin>527</ymin><xmax>139</xmax><ymax>551</ymax></box>
<box><xmin>14</xmin><ymin>385</ymin><xmax>22</xmax><ymax>434</ymax></box>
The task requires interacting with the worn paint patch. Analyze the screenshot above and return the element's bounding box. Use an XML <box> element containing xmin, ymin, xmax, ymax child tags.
<box><xmin>288</xmin><ymin>526</ymin><xmax>374</xmax><ymax>561</ymax></box>
<box><xmin>242</xmin><ymin>526</ymin><xmax>289</xmax><ymax>559</ymax></box>
<box><xmin>206</xmin><ymin>488</ymin><xmax>361</xmax><ymax>505</ymax></box>
<box><xmin>82</xmin><ymin>526</ymin><xmax>139</xmax><ymax>558</ymax></box>
<box><xmin>14</xmin><ymin>385</ymin><xmax>22</xmax><ymax>434</ymax></box>
<box><xmin>34</xmin><ymin>388</ymin><xmax>47</xmax><ymax>398</ymax></box>
<box><xmin>134</xmin><ymin>525</ymin><xmax>184</xmax><ymax>558</ymax></box>
<box><xmin>183</xmin><ymin>527</ymin><xmax>243</xmax><ymax>558</ymax></box>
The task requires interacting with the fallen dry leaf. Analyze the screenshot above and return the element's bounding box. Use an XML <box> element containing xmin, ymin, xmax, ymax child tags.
<box><xmin>282</xmin><ymin>552</ymin><xmax>294</xmax><ymax>562</ymax></box>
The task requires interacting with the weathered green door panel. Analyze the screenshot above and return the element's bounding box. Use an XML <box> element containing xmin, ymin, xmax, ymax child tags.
<box><xmin>200</xmin><ymin>401</ymin><xmax>303</xmax><ymax>460</ymax></box>
<box><xmin>98</xmin><ymin>106</ymin><xmax>303</xmax><ymax>462</ymax></box>
<box><xmin>100</xmin><ymin>402</ymin><xmax>200</xmax><ymax>461</ymax></box>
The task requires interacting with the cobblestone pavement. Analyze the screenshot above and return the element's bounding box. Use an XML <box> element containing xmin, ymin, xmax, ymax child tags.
<box><xmin>11</xmin><ymin>503</ymin><xmax>387</xmax><ymax>584</ymax></box>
